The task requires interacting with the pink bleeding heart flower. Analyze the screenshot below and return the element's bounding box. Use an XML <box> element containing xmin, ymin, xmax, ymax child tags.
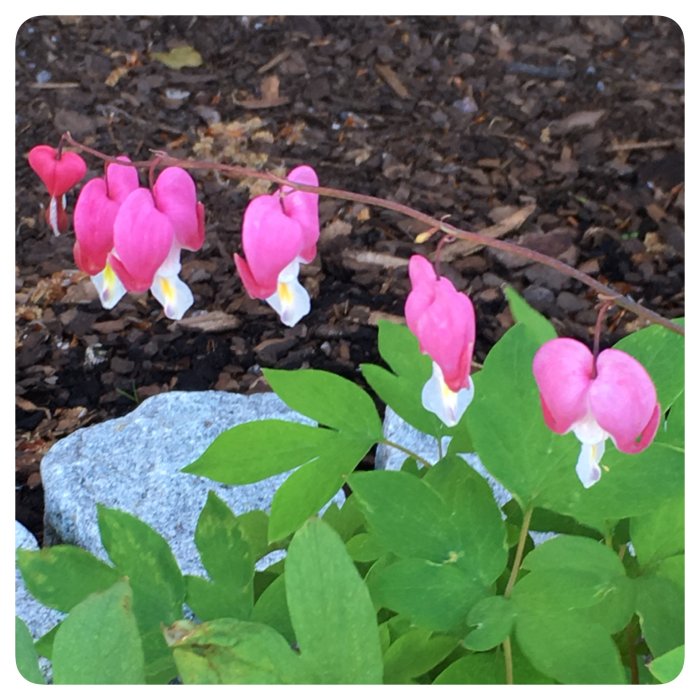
<box><xmin>108</xmin><ymin>188</ymin><xmax>174</xmax><ymax>294</ymax></box>
<box><xmin>532</xmin><ymin>337</ymin><xmax>661</xmax><ymax>488</ymax></box>
<box><xmin>27</xmin><ymin>145</ymin><xmax>87</xmax><ymax>236</ymax></box>
<box><xmin>73</xmin><ymin>158</ymin><xmax>139</xmax><ymax>308</ymax></box>
<box><xmin>234</xmin><ymin>165</ymin><xmax>319</xmax><ymax>327</ymax></box>
<box><xmin>405</xmin><ymin>255</ymin><xmax>476</xmax><ymax>427</ymax></box>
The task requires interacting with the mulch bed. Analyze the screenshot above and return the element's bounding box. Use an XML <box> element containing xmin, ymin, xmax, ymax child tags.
<box><xmin>15</xmin><ymin>16</ymin><xmax>684</xmax><ymax>543</ymax></box>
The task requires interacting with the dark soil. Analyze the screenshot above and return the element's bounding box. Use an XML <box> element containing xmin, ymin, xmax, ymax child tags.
<box><xmin>15</xmin><ymin>16</ymin><xmax>684</xmax><ymax>544</ymax></box>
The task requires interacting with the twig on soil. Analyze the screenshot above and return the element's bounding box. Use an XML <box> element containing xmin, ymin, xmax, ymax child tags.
<box><xmin>60</xmin><ymin>133</ymin><xmax>685</xmax><ymax>338</ymax></box>
<box><xmin>607</xmin><ymin>138</ymin><xmax>681</xmax><ymax>152</ymax></box>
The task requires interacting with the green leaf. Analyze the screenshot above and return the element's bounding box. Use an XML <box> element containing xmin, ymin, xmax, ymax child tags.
<box><xmin>466</xmin><ymin>323</ymin><xmax>577</xmax><ymax>510</ymax></box>
<box><xmin>251</xmin><ymin>573</ymin><xmax>295</xmax><ymax>645</ymax></box>
<box><xmin>97</xmin><ymin>506</ymin><xmax>184</xmax><ymax>683</ymax></box>
<box><xmin>16</xmin><ymin>617</ymin><xmax>44</xmax><ymax>684</ymax></box>
<box><xmin>650</xmin><ymin>553</ymin><xmax>684</xmax><ymax>591</ymax></box>
<box><xmin>166</xmin><ymin>618</ymin><xmax>310</xmax><ymax>684</ymax></box>
<box><xmin>614</xmin><ymin>322</ymin><xmax>684</xmax><ymax>413</ymax></box>
<box><xmin>662</xmin><ymin>390</ymin><xmax>684</xmax><ymax>449</ymax></box>
<box><xmin>52</xmin><ymin>580</ymin><xmax>145</xmax><ymax>684</ymax></box>
<box><xmin>433</xmin><ymin>651</ymin><xmax>504</xmax><ymax>684</ymax></box>
<box><xmin>264</xmin><ymin>368</ymin><xmax>383</xmax><ymax>439</ymax></box>
<box><xmin>268</xmin><ymin>435</ymin><xmax>370</xmax><ymax>541</ymax></box>
<box><xmin>237</xmin><ymin>509</ymin><xmax>272</xmax><ymax>560</ymax></box>
<box><xmin>182</xmin><ymin>419</ymin><xmax>336</xmax><ymax>484</ymax></box>
<box><xmin>423</xmin><ymin>456</ymin><xmax>508</xmax><ymax>584</ymax></box>
<box><xmin>464</xmin><ymin>596</ymin><xmax>515</xmax><ymax>652</ymax></box>
<box><xmin>151</xmin><ymin>45</ymin><xmax>203</xmax><ymax>69</ymax></box>
<box><xmin>630</xmin><ymin>495</ymin><xmax>684</xmax><ymax>569</ymax></box>
<box><xmin>504</xmin><ymin>286</ymin><xmax>557</xmax><ymax>344</ymax></box>
<box><xmin>634</xmin><ymin>574</ymin><xmax>684</xmax><ymax>657</ymax></box>
<box><xmin>369</xmin><ymin>558</ymin><xmax>486</xmax><ymax>632</ymax></box>
<box><xmin>321</xmin><ymin>493</ymin><xmax>366</xmax><ymax>541</ymax></box>
<box><xmin>185</xmin><ymin>493</ymin><xmax>254</xmax><ymax>621</ymax></box>
<box><xmin>34</xmin><ymin>623</ymin><xmax>59</xmax><ymax>660</ymax></box>
<box><xmin>16</xmin><ymin>545</ymin><xmax>120</xmax><ymax>613</ymax></box>
<box><xmin>515</xmin><ymin>610</ymin><xmax>626</xmax><ymax>684</ymax></box>
<box><xmin>345</xmin><ymin>532</ymin><xmax>386</xmax><ymax>562</ymax></box>
<box><xmin>348</xmin><ymin>470</ymin><xmax>462</xmax><ymax>564</ymax></box>
<box><xmin>383</xmin><ymin>629</ymin><xmax>458</xmax><ymax>683</ymax></box>
<box><xmin>648</xmin><ymin>645</ymin><xmax>684</xmax><ymax>684</ymax></box>
<box><xmin>285</xmin><ymin>518</ymin><xmax>383</xmax><ymax>683</ymax></box>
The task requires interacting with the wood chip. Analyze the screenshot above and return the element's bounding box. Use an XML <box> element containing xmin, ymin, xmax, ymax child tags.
<box><xmin>170</xmin><ymin>310</ymin><xmax>241</xmax><ymax>333</ymax></box>
<box><xmin>375</xmin><ymin>63</ymin><xmax>410</xmax><ymax>99</ymax></box>
<box><xmin>442</xmin><ymin>203</ymin><xmax>537</xmax><ymax>261</ymax></box>
<box><xmin>368</xmin><ymin>310</ymin><xmax>405</xmax><ymax>326</ymax></box>
<box><xmin>342</xmin><ymin>250</ymin><xmax>408</xmax><ymax>270</ymax></box>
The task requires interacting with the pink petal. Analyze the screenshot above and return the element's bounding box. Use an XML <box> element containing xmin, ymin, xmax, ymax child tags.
<box><xmin>28</xmin><ymin>145</ymin><xmax>87</xmax><ymax>196</ymax></box>
<box><xmin>238</xmin><ymin>195</ymin><xmax>304</xmax><ymax>297</ymax></box>
<box><xmin>589</xmin><ymin>348</ymin><xmax>661</xmax><ymax>453</ymax></box>
<box><xmin>105</xmin><ymin>157</ymin><xmax>140</xmax><ymax>203</ymax></box>
<box><xmin>110</xmin><ymin>189</ymin><xmax>174</xmax><ymax>293</ymax></box>
<box><xmin>73</xmin><ymin>178</ymin><xmax>121</xmax><ymax>274</ymax></box>
<box><xmin>532</xmin><ymin>338</ymin><xmax>594</xmax><ymax>434</ymax></box>
<box><xmin>153</xmin><ymin>167</ymin><xmax>204</xmax><ymax>251</ymax></box>
<box><xmin>281</xmin><ymin>165</ymin><xmax>320</xmax><ymax>263</ymax></box>
<box><xmin>234</xmin><ymin>253</ymin><xmax>270</xmax><ymax>299</ymax></box>
<box><xmin>405</xmin><ymin>255</ymin><xmax>438</xmax><ymax>336</ymax></box>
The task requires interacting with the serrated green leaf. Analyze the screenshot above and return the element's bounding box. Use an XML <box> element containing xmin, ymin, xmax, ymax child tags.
<box><xmin>464</xmin><ymin>596</ymin><xmax>515</xmax><ymax>652</ymax></box>
<box><xmin>383</xmin><ymin>628</ymin><xmax>458</xmax><ymax>683</ymax></box>
<box><xmin>264</xmin><ymin>368</ymin><xmax>383</xmax><ymax>439</ymax></box>
<box><xmin>504</xmin><ymin>286</ymin><xmax>557</xmax><ymax>344</ymax></box>
<box><xmin>52</xmin><ymin>580</ymin><xmax>145</xmax><ymax>684</ymax></box>
<box><xmin>648</xmin><ymin>645</ymin><xmax>684</xmax><ymax>684</ymax></box>
<box><xmin>16</xmin><ymin>617</ymin><xmax>44</xmax><ymax>684</ymax></box>
<box><xmin>167</xmin><ymin>618</ymin><xmax>310</xmax><ymax>684</ymax></box>
<box><xmin>630</xmin><ymin>495</ymin><xmax>684</xmax><ymax>570</ymax></box>
<box><xmin>97</xmin><ymin>506</ymin><xmax>184</xmax><ymax>683</ymax></box>
<box><xmin>151</xmin><ymin>45</ymin><xmax>203</xmax><ymax>69</ymax></box>
<box><xmin>515</xmin><ymin>609</ymin><xmax>626</xmax><ymax>684</ymax></box>
<box><xmin>286</xmin><ymin>519</ymin><xmax>383</xmax><ymax>683</ymax></box>
<box><xmin>349</xmin><ymin>470</ymin><xmax>462</xmax><ymax>564</ymax></box>
<box><xmin>370</xmin><ymin>558</ymin><xmax>486</xmax><ymax>632</ymax></box>
<box><xmin>182</xmin><ymin>419</ymin><xmax>336</xmax><ymax>484</ymax></box>
<box><xmin>16</xmin><ymin>545</ymin><xmax>120</xmax><ymax>613</ymax></box>
<box><xmin>268</xmin><ymin>435</ymin><xmax>370</xmax><ymax>541</ymax></box>
<box><xmin>251</xmin><ymin>573</ymin><xmax>295</xmax><ymax>645</ymax></box>
<box><xmin>634</xmin><ymin>574</ymin><xmax>684</xmax><ymax>657</ymax></box>
<box><xmin>423</xmin><ymin>456</ymin><xmax>508</xmax><ymax>584</ymax></box>
<box><xmin>614</xmin><ymin>322</ymin><xmax>684</xmax><ymax>413</ymax></box>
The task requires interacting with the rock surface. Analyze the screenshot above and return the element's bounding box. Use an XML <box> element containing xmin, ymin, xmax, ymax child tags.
<box><xmin>40</xmin><ymin>391</ymin><xmax>343</xmax><ymax>577</ymax></box>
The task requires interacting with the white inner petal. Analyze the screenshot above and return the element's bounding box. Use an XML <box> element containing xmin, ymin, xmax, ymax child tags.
<box><xmin>150</xmin><ymin>274</ymin><xmax>194</xmax><ymax>320</ymax></box>
<box><xmin>575</xmin><ymin>439</ymin><xmax>606</xmax><ymax>489</ymax></box>
<box><xmin>572</xmin><ymin>412</ymin><xmax>609</xmax><ymax>445</ymax></box>
<box><xmin>91</xmin><ymin>263</ymin><xmax>126</xmax><ymax>310</ymax></box>
<box><xmin>49</xmin><ymin>196</ymin><xmax>60</xmax><ymax>236</ymax></box>
<box><xmin>421</xmin><ymin>361</ymin><xmax>474</xmax><ymax>428</ymax></box>
<box><xmin>265</xmin><ymin>263</ymin><xmax>310</xmax><ymax>327</ymax></box>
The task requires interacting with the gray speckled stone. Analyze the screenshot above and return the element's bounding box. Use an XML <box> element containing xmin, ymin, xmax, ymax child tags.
<box><xmin>375</xmin><ymin>407</ymin><xmax>553</xmax><ymax>545</ymax></box>
<box><xmin>41</xmin><ymin>391</ymin><xmax>344</xmax><ymax>576</ymax></box>
<box><xmin>16</xmin><ymin>521</ymin><xmax>63</xmax><ymax>681</ymax></box>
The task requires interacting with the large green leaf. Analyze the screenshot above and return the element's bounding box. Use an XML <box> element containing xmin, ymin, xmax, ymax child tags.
<box><xmin>166</xmin><ymin>618</ymin><xmax>310</xmax><ymax>684</ymax></box>
<box><xmin>630</xmin><ymin>495</ymin><xmax>684</xmax><ymax>570</ymax></box>
<box><xmin>268</xmin><ymin>435</ymin><xmax>370</xmax><ymax>542</ymax></box>
<box><xmin>185</xmin><ymin>492</ymin><xmax>254</xmax><ymax>621</ymax></box>
<box><xmin>16</xmin><ymin>545</ymin><xmax>119</xmax><ymax>613</ymax></box>
<box><xmin>97</xmin><ymin>506</ymin><xmax>184</xmax><ymax>683</ymax></box>
<box><xmin>423</xmin><ymin>456</ymin><xmax>508</xmax><ymax>584</ymax></box>
<box><xmin>52</xmin><ymin>580</ymin><xmax>145</xmax><ymax>684</ymax></box>
<box><xmin>614</xmin><ymin>321</ymin><xmax>684</xmax><ymax>412</ymax></box>
<box><xmin>383</xmin><ymin>628</ymin><xmax>458</xmax><ymax>683</ymax></box>
<box><xmin>634</xmin><ymin>574</ymin><xmax>684</xmax><ymax>657</ymax></box>
<box><xmin>648</xmin><ymin>645</ymin><xmax>684</xmax><ymax>684</ymax></box>
<box><xmin>504</xmin><ymin>286</ymin><xmax>557</xmax><ymax>344</ymax></box>
<box><xmin>182</xmin><ymin>419</ymin><xmax>337</xmax><ymax>484</ymax></box>
<box><xmin>321</xmin><ymin>493</ymin><xmax>366</xmax><ymax>542</ymax></box>
<box><xmin>348</xmin><ymin>470</ymin><xmax>462</xmax><ymax>564</ymax></box>
<box><xmin>369</xmin><ymin>558</ymin><xmax>486</xmax><ymax>632</ymax></box>
<box><xmin>662</xmin><ymin>390</ymin><xmax>684</xmax><ymax>450</ymax></box>
<box><xmin>251</xmin><ymin>573</ymin><xmax>294</xmax><ymax>645</ymax></box>
<box><xmin>515</xmin><ymin>610</ymin><xmax>626</xmax><ymax>684</ymax></box>
<box><xmin>285</xmin><ymin>518</ymin><xmax>383</xmax><ymax>683</ymax></box>
<box><xmin>264</xmin><ymin>368</ymin><xmax>383</xmax><ymax>439</ymax></box>
<box><xmin>15</xmin><ymin>617</ymin><xmax>44</xmax><ymax>684</ymax></box>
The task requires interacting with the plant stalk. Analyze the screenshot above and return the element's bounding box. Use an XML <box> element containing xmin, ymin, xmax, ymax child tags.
<box><xmin>379</xmin><ymin>439</ymin><xmax>432</xmax><ymax>469</ymax></box>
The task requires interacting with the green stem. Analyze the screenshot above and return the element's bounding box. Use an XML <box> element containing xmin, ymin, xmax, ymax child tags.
<box><xmin>60</xmin><ymin>133</ymin><xmax>684</xmax><ymax>338</ymax></box>
<box><xmin>379</xmin><ymin>439</ymin><xmax>432</xmax><ymax>469</ymax></box>
<box><xmin>502</xmin><ymin>505</ymin><xmax>534</xmax><ymax>685</ymax></box>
